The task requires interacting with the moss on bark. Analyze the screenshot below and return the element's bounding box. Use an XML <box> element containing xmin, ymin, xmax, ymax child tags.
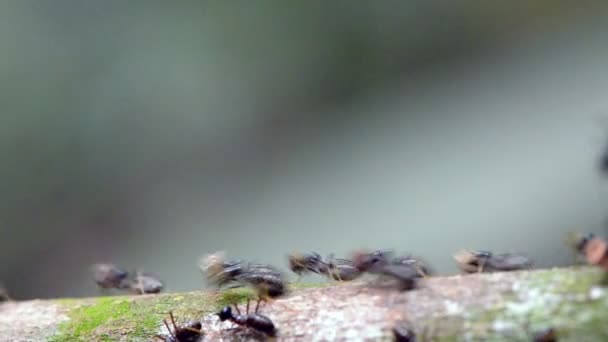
<box><xmin>1</xmin><ymin>267</ymin><xmax>606</xmax><ymax>341</ymax></box>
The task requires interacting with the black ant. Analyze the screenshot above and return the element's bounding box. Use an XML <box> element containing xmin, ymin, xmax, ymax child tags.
<box><xmin>287</xmin><ymin>252</ymin><xmax>324</xmax><ymax>281</ymax></box>
<box><xmin>392</xmin><ymin>254</ymin><xmax>433</xmax><ymax>278</ymax></box>
<box><xmin>236</xmin><ymin>266</ymin><xmax>287</xmax><ymax>301</ymax></box>
<box><xmin>320</xmin><ymin>254</ymin><xmax>362</xmax><ymax>281</ymax></box>
<box><xmin>200</xmin><ymin>252</ymin><xmax>287</xmax><ymax>300</ymax></box>
<box><xmin>217</xmin><ymin>297</ymin><xmax>277</xmax><ymax>338</ymax></box>
<box><xmin>154</xmin><ymin>311</ymin><xmax>203</xmax><ymax>342</ymax></box>
<box><xmin>199</xmin><ymin>252</ymin><xmax>246</xmax><ymax>290</ymax></box>
<box><xmin>288</xmin><ymin>251</ymin><xmax>362</xmax><ymax>282</ymax></box>
<box><xmin>453</xmin><ymin>250</ymin><xmax>533</xmax><ymax>274</ymax></box>
<box><xmin>352</xmin><ymin>250</ymin><xmax>419</xmax><ymax>291</ymax></box>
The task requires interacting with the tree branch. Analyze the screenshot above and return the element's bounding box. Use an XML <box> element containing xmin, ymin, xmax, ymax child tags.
<box><xmin>1</xmin><ymin>267</ymin><xmax>606</xmax><ymax>341</ymax></box>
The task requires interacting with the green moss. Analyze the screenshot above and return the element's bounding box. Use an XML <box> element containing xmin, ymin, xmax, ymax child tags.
<box><xmin>48</xmin><ymin>284</ymin><xmax>329</xmax><ymax>341</ymax></box>
<box><xmin>458</xmin><ymin>267</ymin><xmax>608</xmax><ymax>341</ymax></box>
<box><xmin>50</xmin><ymin>298</ymin><xmax>132</xmax><ymax>342</ymax></box>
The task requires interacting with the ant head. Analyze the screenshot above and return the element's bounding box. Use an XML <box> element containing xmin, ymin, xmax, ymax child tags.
<box><xmin>308</xmin><ymin>252</ymin><xmax>322</xmax><ymax>262</ymax></box>
<box><xmin>217</xmin><ymin>306</ymin><xmax>233</xmax><ymax>321</ymax></box>
<box><xmin>577</xmin><ymin>233</ymin><xmax>595</xmax><ymax>252</ymax></box>
<box><xmin>352</xmin><ymin>250</ymin><xmax>388</xmax><ymax>272</ymax></box>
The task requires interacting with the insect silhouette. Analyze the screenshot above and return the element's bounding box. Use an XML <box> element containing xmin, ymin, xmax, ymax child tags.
<box><xmin>91</xmin><ymin>263</ymin><xmax>130</xmax><ymax>290</ymax></box>
<box><xmin>217</xmin><ymin>297</ymin><xmax>277</xmax><ymax>338</ymax></box>
<box><xmin>287</xmin><ymin>252</ymin><xmax>324</xmax><ymax>280</ymax></box>
<box><xmin>130</xmin><ymin>271</ymin><xmax>164</xmax><ymax>294</ymax></box>
<box><xmin>200</xmin><ymin>252</ymin><xmax>287</xmax><ymax>301</ymax></box>
<box><xmin>352</xmin><ymin>250</ymin><xmax>419</xmax><ymax>291</ymax></box>
<box><xmin>154</xmin><ymin>311</ymin><xmax>203</xmax><ymax>342</ymax></box>
<box><xmin>391</xmin><ymin>255</ymin><xmax>433</xmax><ymax>278</ymax></box>
<box><xmin>570</xmin><ymin>233</ymin><xmax>608</xmax><ymax>270</ymax></box>
<box><xmin>237</xmin><ymin>264</ymin><xmax>287</xmax><ymax>301</ymax></box>
<box><xmin>320</xmin><ymin>254</ymin><xmax>362</xmax><ymax>281</ymax></box>
<box><xmin>287</xmin><ymin>251</ymin><xmax>362</xmax><ymax>282</ymax></box>
<box><xmin>453</xmin><ymin>250</ymin><xmax>533</xmax><ymax>274</ymax></box>
<box><xmin>199</xmin><ymin>252</ymin><xmax>246</xmax><ymax>290</ymax></box>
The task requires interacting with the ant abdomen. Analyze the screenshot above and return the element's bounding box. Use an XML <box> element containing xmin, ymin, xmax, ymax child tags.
<box><xmin>236</xmin><ymin>315</ymin><xmax>276</xmax><ymax>337</ymax></box>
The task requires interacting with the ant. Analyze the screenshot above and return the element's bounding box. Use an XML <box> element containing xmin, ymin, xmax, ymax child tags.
<box><xmin>287</xmin><ymin>251</ymin><xmax>361</xmax><ymax>282</ymax></box>
<box><xmin>320</xmin><ymin>254</ymin><xmax>362</xmax><ymax>282</ymax></box>
<box><xmin>287</xmin><ymin>252</ymin><xmax>324</xmax><ymax>280</ymax></box>
<box><xmin>217</xmin><ymin>297</ymin><xmax>277</xmax><ymax>338</ymax></box>
<box><xmin>91</xmin><ymin>263</ymin><xmax>131</xmax><ymax>290</ymax></box>
<box><xmin>200</xmin><ymin>252</ymin><xmax>287</xmax><ymax>300</ymax></box>
<box><xmin>130</xmin><ymin>271</ymin><xmax>164</xmax><ymax>294</ymax></box>
<box><xmin>236</xmin><ymin>265</ymin><xmax>287</xmax><ymax>301</ymax></box>
<box><xmin>91</xmin><ymin>264</ymin><xmax>164</xmax><ymax>294</ymax></box>
<box><xmin>351</xmin><ymin>249</ymin><xmax>431</xmax><ymax>278</ymax></box>
<box><xmin>199</xmin><ymin>252</ymin><xmax>246</xmax><ymax>290</ymax></box>
<box><xmin>453</xmin><ymin>250</ymin><xmax>533</xmax><ymax>274</ymax></box>
<box><xmin>569</xmin><ymin>233</ymin><xmax>608</xmax><ymax>271</ymax></box>
<box><xmin>391</xmin><ymin>255</ymin><xmax>433</xmax><ymax>278</ymax></box>
<box><xmin>352</xmin><ymin>250</ymin><xmax>419</xmax><ymax>291</ymax></box>
<box><xmin>154</xmin><ymin>311</ymin><xmax>203</xmax><ymax>342</ymax></box>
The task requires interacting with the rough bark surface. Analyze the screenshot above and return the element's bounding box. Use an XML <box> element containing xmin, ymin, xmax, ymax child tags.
<box><xmin>0</xmin><ymin>266</ymin><xmax>607</xmax><ymax>341</ymax></box>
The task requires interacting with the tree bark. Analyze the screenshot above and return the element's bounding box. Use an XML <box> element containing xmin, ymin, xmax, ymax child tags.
<box><xmin>0</xmin><ymin>266</ymin><xmax>606</xmax><ymax>341</ymax></box>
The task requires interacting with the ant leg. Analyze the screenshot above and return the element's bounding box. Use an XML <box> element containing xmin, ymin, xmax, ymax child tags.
<box><xmin>326</xmin><ymin>266</ymin><xmax>340</xmax><ymax>282</ymax></box>
<box><xmin>163</xmin><ymin>319</ymin><xmax>176</xmax><ymax>339</ymax></box>
<box><xmin>135</xmin><ymin>270</ymin><xmax>144</xmax><ymax>294</ymax></box>
<box><xmin>334</xmin><ymin>268</ymin><xmax>343</xmax><ymax>282</ymax></box>
<box><xmin>169</xmin><ymin>312</ymin><xmax>178</xmax><ymax>332</ymax></box>
<box><xmin>246</xmin><ymin>297</ymin><xmax>251</xmax><ymax>314</ymax></box>
<box><xmin>254</xmin><ymin>297</ymin><xmax>261</xmax><ymax>313</ymax></box>
<box><xmin>416</xmin><ymin>265</ymin><xmax>427</xmax><ymax>278</ymax></box>
<box><xmin>233</xmin><ymin>303</ymin><xmax>242</xmax><ymax>316</ymax></box>
<box><xmin>154</xmin><ymin>334</ymin><xmax>167</xmax><ymax>341</ymax></box>
<box><xmin>477</xmin><ymin>259</ymin><xmax>486</xmax><ymax>273</ymax></box>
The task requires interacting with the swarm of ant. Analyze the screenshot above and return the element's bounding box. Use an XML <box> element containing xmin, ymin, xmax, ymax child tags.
<box><xmin>63</xmin><ymin>215</ymin><xmax>599</xmax><ymax>342</ymax></box>
<box><xmin>78</xmin><ymin>232</ymin><xmax>608</xmax><ymax>341</ymax></box>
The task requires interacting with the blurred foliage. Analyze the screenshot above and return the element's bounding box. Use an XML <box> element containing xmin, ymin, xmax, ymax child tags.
<box><xmin>1</xmin><ymin>1</ymin><xmax>608</xmax><ymax>298</ymax></box>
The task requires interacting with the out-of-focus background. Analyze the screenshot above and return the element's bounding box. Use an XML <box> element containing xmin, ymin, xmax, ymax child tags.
<box><xmin>2</xmin><ymin>1</ymin><xmax>608</xmax><ymax>300</ymax></box>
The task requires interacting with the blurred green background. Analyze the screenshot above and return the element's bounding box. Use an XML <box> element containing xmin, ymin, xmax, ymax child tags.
<box><xmin>2</xmin><ymin>1</ymin><xmax>608</xmax><ymax>299</ymax></box>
